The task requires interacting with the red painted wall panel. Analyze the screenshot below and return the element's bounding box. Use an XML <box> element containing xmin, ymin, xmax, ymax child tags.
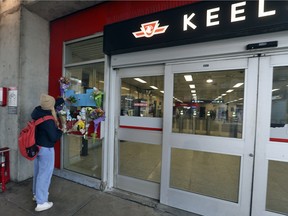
<box><xmin>49</xmin><ymin>1</ymin><xmax>198</xmax><ymax>168</ymax></box>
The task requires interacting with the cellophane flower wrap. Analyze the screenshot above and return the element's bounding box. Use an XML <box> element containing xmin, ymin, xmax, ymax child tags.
<box><xmin>59</xmin><ymin>77</ymin><xmax>71</xmax><ymax>97</ymax></box>
<box><xmin>86</xmin><ymin>107</ymin><xmax>105</xmax><ymax>140</ymax></box>
<box><xmin>58</xmin><ymin>110</ymin><xmax>67</xmax><ymax>132</ymax></box>
<box><xmin>91</xmin><ymin>87</ymin><xmax>103</xmax><ymax>107</ymax></box>
<box><xmin>55</xmin><ymin>98</ymin><xmax>76</xmax><ymax>133</ymax></box>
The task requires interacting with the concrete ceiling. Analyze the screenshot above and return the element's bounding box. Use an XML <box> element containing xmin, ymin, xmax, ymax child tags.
<box><xmin>22</xmin><ymin>0</ymin><xmax>106</xmax><ymax>21</ymax></box>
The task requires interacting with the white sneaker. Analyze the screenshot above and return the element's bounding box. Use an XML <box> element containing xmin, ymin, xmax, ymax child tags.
<box><xmin>35</xmin><ymin>202</ymin><xmax>53</xmax><ymax>212</ymax></box>
<box><xmin>33</xmin><ymin>192</ymin><xmax>49</xmax><ymax>202</ymax></box>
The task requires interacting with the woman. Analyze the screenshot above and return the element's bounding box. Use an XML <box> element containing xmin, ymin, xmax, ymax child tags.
<box><xmin>31</xmin><ymin>94</ymin><xmax>63</xmax><ymax>212</ymax></box>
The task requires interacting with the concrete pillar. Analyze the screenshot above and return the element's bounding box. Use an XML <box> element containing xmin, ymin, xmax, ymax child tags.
<box><xmin>0</xmin><ymin>0</ymin><xmax>49</xmax><ymax>181</ymax></box>
<box><xmin>0</xmin><ymin>0</ymin><xmax>22</xmax><ymax>182</ymax></box>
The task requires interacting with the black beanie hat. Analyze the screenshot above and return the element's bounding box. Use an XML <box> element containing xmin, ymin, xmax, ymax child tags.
<box><xmin>55</xmin><ymin>97</ymin><xmax>65</xmax><ymax>108</ymax></box>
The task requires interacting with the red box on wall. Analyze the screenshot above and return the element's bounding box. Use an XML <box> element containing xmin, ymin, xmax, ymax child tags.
<box><xmin>0</xmin><ymin>87</ymin><xmax>7</xmax><ymax>106</ymax></box>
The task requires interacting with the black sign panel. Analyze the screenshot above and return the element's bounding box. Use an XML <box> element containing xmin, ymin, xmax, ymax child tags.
<box><xmin>104</xmin><ymin>1</ymin><xmax>288</xmax><ymax>55</ymax></box>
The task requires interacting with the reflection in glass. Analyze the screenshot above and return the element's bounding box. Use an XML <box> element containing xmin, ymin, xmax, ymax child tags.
<box><xmin>65</xmin><ymin>37</ymin><xmax>104</xmax><ymax>64</ymax></box>
<box><xmin>63</xmin><ymin>135</ymin><xmax>102</xmax><ymax>179</ymax></box>
<box><xmin>121</xmin><ymin>76</ymin><xmax>164</xmax><ymax>117</ymax></box>
<box><xmin>266</xmin><ymin>160</ymin><xmax>288</xmax><ymax>214</ymax></box>
<box><xmin>119</xmin><ymin>141</ymin><xmax>161</xmax><ymax>183</ymax></box>
<box><xmin>65</xmin><ymin>62</ymin><xmax>104</xmax><ymax>94</ymax></box>
<box><xmin>270</xmin><ymin>66</ymin><xmax>288</xmax><ymax>140</ymax></box>
<box><xmin>173</xmin><ymin>70</ymin><xmax>245</xmax><ymax>138</ymax></box>
<box><xmin>170</xmin><ymin>148</ymin><xmax>240</xmax><ymax>202</ymax></box>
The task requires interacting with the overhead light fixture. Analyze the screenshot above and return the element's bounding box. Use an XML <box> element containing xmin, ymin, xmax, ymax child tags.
<box><xmin>174</xmin><ymin>98</ymin><xmax>183</xmax><ymax>103</ymax></box>
<box><xmin>189</xmin><ymin>84</ymin><xmax>195</xmax><ymax>89</ymax></box>
<box><xmin>134</xmin><ymin>78</ymin><xmax>147</xmax><ymax>83</ymax></box>
<box><xmin>160</xmin><ymin>90</ymin><xmax>164</xmax><ymax>93</ymax></box>
<box><xmin>184</xmin><ymin>75</ymin><xmax>193</xmax><ymax>81</ymax></box>
<box><xmin>191</xmin><ymin>90</ymin><xmax>196</xmax><ymax>93</ymax></box>
<box><xmin>121</xmin><ymin>87</ymin><xmax>130</xmax><ymax>90</ymax></box>
<box><xmin>272</xmin><ymin>88</ymin><xmax>280</xmax><ymax>92</ymax></box>
<box><xmin>70</xmin><ymin>77</ymin><xmax>82</xmax><ymax>83</ymax></box>
<box><xmin>233</xmin><ymin>83</ymin><xmax>244</xmax><ymax>88</ymax></box>
<box><xmin>226</xmin><ymin>89</ymin><xmax>234</xmax><ymax>93</ymax></box>
<box><xmin>206</xmin><ymin>79</ymin><xmax>213</xmax><ymax>83</ymax></box>
<box><xmin>150</xmin><ymin>86</ymin><xmax>158</xmax><ymax>89</ymax></box>
<box><xmin>221</xmin><ymin>93</ymin><xmax>227</xmax><ymax>96</ymax></box>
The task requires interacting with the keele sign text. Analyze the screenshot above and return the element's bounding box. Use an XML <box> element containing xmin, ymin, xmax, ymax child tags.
<box><xmin>104</xmin><ymin>0</ymin><xmax>288</xmax><ymax>55</ymax></box>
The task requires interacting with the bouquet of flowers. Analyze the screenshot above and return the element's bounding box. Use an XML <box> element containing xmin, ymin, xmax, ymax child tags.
<box><xmin>87</xmin><ymin>107</ymin><xmax>105</xmax><ymax>120</ymax></box>
<box><xmin>56</xmin><ymin>100</ymin><xmax>76</xmax><ymax>133</ymax></box>
<box><xmin>59</xmin><ymin>77</ymin><xmax>71</xmax><ymax>97</ymax></box>
<box><xmin>70</xmin><ymin>116</ymin><xmax>86</xmax><ymax>134</ymax></box>
<box><xmin>58</xmin><ymin>109</ymin><xmax>67</xmax><ymax>132</ymax></box>
<box><xmin>91</xmin><ymin>87</ymin><xmax>103</xmax><ymax>108</ymax></box>
<box><xmin>86</xmin><ymin>107</ymin><xmax>105</xmax><ymax>140</ymax></box>
<box><xmin>67</xmin><ymin>108</ymin><xmax>86</xmax><ymax>135</ymax></box>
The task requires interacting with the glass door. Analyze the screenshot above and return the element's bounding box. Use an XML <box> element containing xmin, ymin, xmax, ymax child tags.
<box><xmin>252</xmin><ymin>53</ymin><xmax>288</xmax><ymax>216</ymax></box>
<box><xmin>115</xmin><ymin>65</ymin><xmax>164</xmax><ymax>199</ymax></box>
<box><xmin>160</xmin><ymin>58</ymin><xmax>257</xmax><ymax>216</ymax></box>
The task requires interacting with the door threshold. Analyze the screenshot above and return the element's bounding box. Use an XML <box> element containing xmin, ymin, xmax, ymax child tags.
<box><xmin>53</xmin><ymin>168</ymin><xmax>102</xmax><ymax>190</ymax></box>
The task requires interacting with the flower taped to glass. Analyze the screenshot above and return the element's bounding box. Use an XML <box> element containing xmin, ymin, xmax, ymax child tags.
<box><xmin>91</xmin><ymin>117</ymin><xmax>105</xmax><ymax>140</ymax></box>
<box><xmin>58</xmin><ymin>111</ymin><xmax>67</xmax><ymax>132</ymax></box>
<box><xmin>59</xmin><ymin>77</ymin><xmax>71</xmax><ymax>97</ymax></box>
<box><xmin>86</xmin><ymin>107</ymin><xmax>105</xmax><ymax>141</ymax></box>
<box><xmin>66</xmin><ymin>109</ymin><xmax>87</xmax><ymax>135</ymax></box>
<box><xmin>56</xmin><ymin>100</ymin><xmax>77</xmax><ymax>133</ymax></box>
<box><xmin>63</xmin><ymin>107</ymin><xmax>89</xmax><ymax>138</ymax></box>
<box><xmin>91</xmin><ymin>87</ymin><xmax>103</xmax><ymax>108</ymax></box>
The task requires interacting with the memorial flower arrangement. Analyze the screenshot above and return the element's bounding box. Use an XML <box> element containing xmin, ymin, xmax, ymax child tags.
<box><xmin>56</xmin><ymin>82</ymin><xmax>105</xmax><ymax>140</ymax></box>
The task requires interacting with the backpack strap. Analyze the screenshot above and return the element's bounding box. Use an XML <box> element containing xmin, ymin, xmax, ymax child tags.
<box><xmin>34</xmin><ymin>116</ymin><xmax>55</xmax><ymax>126</ymax></box>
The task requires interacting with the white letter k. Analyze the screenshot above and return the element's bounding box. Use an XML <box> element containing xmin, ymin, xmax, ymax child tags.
<box><xmin>183</xmin><ymin>13</ymin><xmax>197</xmax><ymax>31</ymax></box>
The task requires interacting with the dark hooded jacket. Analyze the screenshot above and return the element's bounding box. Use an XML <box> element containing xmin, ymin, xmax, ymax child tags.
<box><xmin>31</xmin><ymin>106</ymin><xmax>63</xmax><ymax>148</ymax></box>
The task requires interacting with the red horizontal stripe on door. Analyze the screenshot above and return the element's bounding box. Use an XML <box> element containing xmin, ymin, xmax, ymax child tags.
<box><xmin>120</xmin><ymin>125</ymin><xmax>162</xmax><ymax>131</ymax></box>
<box><xmin>270</xmin><ymin>138</ymin><xmax>288</xmax><ymax>143</ymax></box>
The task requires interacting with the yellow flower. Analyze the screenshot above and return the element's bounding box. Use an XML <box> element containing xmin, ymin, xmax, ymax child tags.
<box><xmin>77</xmin><ymin>120</ymin><xmax>85</xmax><ymax>130</ymax></box>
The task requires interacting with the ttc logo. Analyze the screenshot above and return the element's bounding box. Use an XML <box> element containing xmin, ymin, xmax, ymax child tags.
<box><xmin>132</xmin><ymin>20</ymin><xmax>169</xmax><ymax>38</ymax></box>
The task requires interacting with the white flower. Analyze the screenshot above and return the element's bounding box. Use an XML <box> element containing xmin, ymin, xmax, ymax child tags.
<box><xmin>59</xmin><ymin>110</ymin><xmax>66</xmax><ymax>115</ymax></box>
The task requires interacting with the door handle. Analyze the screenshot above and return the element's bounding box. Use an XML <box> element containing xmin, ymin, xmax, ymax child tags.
<box><xmin>249</xmin><ymin>153</ymin><xmax>254</xmax><ymax>157</ymax></box>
